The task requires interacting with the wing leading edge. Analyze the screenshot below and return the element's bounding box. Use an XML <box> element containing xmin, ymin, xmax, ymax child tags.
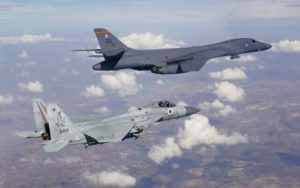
<box><xmin>82</xmin><ymin>114</ymin><xmax>163</xmax><ymax>144</ymax></box>
<box><xmin>83</xmin><ymin>121</ymin><xmax>136</xmax><ymax>144</ymax></box>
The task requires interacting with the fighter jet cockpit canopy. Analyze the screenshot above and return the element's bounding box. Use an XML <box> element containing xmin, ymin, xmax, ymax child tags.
<box><xmin>145</xmin><ymin>100</ymin><xmax>176</xmax><ymax>108</ymax></box>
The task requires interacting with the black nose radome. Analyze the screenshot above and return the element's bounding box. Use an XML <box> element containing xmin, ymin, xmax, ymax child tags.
<box><xmin>185</xmin><ymin>106</ymin><xmax>200</xmax><ymax>115</ymax></box>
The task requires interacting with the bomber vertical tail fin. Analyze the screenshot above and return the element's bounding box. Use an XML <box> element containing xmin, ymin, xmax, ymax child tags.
<box><xmin>94</xmin><ymin>28</ymin><xmax>128</xmax><ymax>50</ymax></box>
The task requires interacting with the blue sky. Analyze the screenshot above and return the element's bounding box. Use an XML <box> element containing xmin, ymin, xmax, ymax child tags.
<box><xmin>1</xmin><ymin>0</ymin><xmax>299</xmax><ymax>42</ymax></box>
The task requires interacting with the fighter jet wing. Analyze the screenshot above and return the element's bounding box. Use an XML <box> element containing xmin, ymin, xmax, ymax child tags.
<box><xmin>82</xmin><ymin>114</ymin><xmax>163</xmax><ymax>144</ymax></box>
<box><xmin>133</xmin><ymin>114</ymin><xmax>163</xmax><ymax>130</ymax></box>
<box><xmin>82</xmin><ymin>120</ymin><xmax>136</xmax><ymax>144</ymax></box>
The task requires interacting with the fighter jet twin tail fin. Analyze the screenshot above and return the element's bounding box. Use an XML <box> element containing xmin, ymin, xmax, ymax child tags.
<box><xmin>16</xmin><ymin>98</ymin><xmax>48</xmax><ymax>138</ymax></box>
<box><xmin>16</xmin><ymin>99</ymin><xmax>83</xmax><ymax>152</ymax></box>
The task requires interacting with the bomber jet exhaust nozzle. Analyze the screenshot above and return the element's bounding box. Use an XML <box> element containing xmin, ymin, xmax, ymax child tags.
<box><xmin>92</xmin><ymin>63</ymin><xmax>101</xmax><ymax>70</ymax></box>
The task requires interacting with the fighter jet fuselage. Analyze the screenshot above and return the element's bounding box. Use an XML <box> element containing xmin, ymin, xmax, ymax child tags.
<box><xmin>16</xmin><ymin>100</ymin><xmax>199</xmax><ymax>152</ymax></box>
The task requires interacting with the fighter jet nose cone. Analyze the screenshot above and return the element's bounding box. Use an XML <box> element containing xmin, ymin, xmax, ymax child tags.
<box><xmin>92</xmin><ymin>63</ymin><xmax>101</xmax><ymax>70</ymax></box>
<box><xmin>185</xmin><ymin>106</ymin><xmax>200</xmax><ymax>115</ymax></box>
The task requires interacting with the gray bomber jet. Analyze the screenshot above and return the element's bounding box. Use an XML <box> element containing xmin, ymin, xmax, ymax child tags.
<box><xmin>74</xmin><ymin>28</ymin><xmax>271</xmax><ymax>74</ymax></box>
<box><xmin>16</xmin><ymin>99</ymin><xmax>199</xmax><ymax>152</ymax></box>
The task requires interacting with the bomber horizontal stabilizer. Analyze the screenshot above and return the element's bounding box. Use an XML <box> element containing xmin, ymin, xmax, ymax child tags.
<box><xmin>88</xmin><ymin>55</ymin><xmax>104</xmax><ymax>58</ymax></box>
<box><xmin>72</xmin><ymin>49</ymin><xmax>103</xmax><ymax>54</ymax></box>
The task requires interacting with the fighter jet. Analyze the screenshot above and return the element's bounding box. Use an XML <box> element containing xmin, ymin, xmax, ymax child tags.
<box><xmin>74</xmin><ymin>28</ymin><xmax>272</xmax><ymax>74</ymax></box>
<box><xmin>16</xmin><ymin>99</ymin><xmax>199</xmax><ymax>152</ymax></box>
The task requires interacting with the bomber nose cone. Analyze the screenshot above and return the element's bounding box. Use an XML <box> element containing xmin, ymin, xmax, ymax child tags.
<box><xmin>185</xmin><ymin>106</ymin><xmax>200</xmax><ymax>115</ymax></box>
<box><xmin>92</xmin><ymin>63</ymin><xmax>101</xmax><ymax>70</ymax></box>
<box><xmin>265</xmin><ymin>43</ymin><xmax>272</xmax><ymax>50</ymax></box>
<box><xmin>262</xmin><ymin>43</ymin><xmax>272</xmax><ymax>50</ymax></box>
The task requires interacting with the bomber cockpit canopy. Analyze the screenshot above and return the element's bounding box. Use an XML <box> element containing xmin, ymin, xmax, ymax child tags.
<box><xmin>145</xmin><ymin>100</ymin><xmax>176</xmax><ymax>108</ymax></box>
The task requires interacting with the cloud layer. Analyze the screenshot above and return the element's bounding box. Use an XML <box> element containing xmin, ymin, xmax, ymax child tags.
<box><xmin>0</xmin><ymin>33</ymin><xmax>64</xmax><ymax>44</ymax></box>
<box><xmin>82</xmin><ymin>171</ymin><xmax>136</xmax><ymax>187</ymax></box>
<box><xmin>101</xmin><ymin>72</ymin><xmax>143</xmax><ymax>97</ymax></box>
<box><xmin>120</xmin><ymin>32</ymin><xmax>185</xmax><ymax>49</ymax></box>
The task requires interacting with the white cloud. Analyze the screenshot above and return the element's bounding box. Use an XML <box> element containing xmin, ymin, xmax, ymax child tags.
<box><xmin>43</xmin><ymin>158</ymin><xmax>55</xmax><ymax>165</ymax></box>
<box><xmin>19</xmin><ymin>81</ymin><xmax>43</xmax><ymax>92</ymax></box>
<box><xmin>71</xmin><ymin>70</ymin><xmax>80</xmax><ymax>76</ymax></box>
<box><xmin>148</xmin><ymin>137</ymin><xmax>182</xmax><ymax>164</ymax></box>
<box><xmin>209</xmin><ymin>67</ymin><xmax>247</xmax><ymax>80</ymax></box>
<box><xmin>271</xmin><ymin>40</ymin><xmax>300</xmax><ymax>53</ymax></box>
<box><xmin>0</xmin><ymin>2</ymin><xmax>18</xmax><ymax>9</ymax></box>
<box><xmin>101</xmin><ymin>72</ymin><xmax>143</xmax><ymax>97</ymax></box>
<box><xmin>128</xmin><ymin>106</ymin><xmax>137</xmax><ymax>112</ymax></box>
<box><xmin>19</xmin><ymin>50</ymin><xmax>28</xmax><ymax>59</ymax></box>
<box><xmin>0</xmin><ymin>33</ymin><xmax>64</xmax><ymax>45</ymax></box>
<box><xmin>199</xmin><ymin>99</ymin><xmax>236</xmax><ymax>117</ymax></box>
<box><xmin>227</xmin><ymin>55</ymin><xmax>257</xmax><ymax>62</ymax></box>
<box><xmin>178</xmin><ymin>114</ymin><xmax>248</xmax><ymax>149</ymax></box>
<box><xmin>230</xmin><ymin>2</ymin><xmax>300</xmax><ymax>19</ymax></box>
<box><xmin>84</xmin><ymin>85</ymin><xmax>104</xmax><ymax>97</ymax></box>
<box><xmin>64</xmin><ymin>57</ymin><xmax>71</xmax><ymax>63</ymax></box>
<box><xmin>0</xmin><ymin>95</ymin><xmax>13</xmax><ymax>105</ymax></box>
<box><xmin>17</xmin><ymin>61</ymin><xmax>36</xmax><ymax>67</ymax></box>
<box><xmin>94</xmin><ymin>106</ymin><xmax>109</xmax><ymax>113</ymax></box>
<box><xmin>155</xmin><ymin>79</ymin><xmax>164</xmax><ymax>85</ymax></box>
<box><xmin>57</xmin><ymin>156</ymin><xmax>81</xmax><ymax>164</ymax></box>
<box><xmin>120</xmin><ymin>32</ymin><xmax>185</xmax><ymax>49</ymax></box>
<box><xmin>213</xmin><ymin>81</ymin><xmax>245</xmax><ymax>103</ymax></box>
<box><xmin>176</xmin><ymin>101</ymin><xmax>187</xmax><ymax>106</ymax></box>
<box><xmin>82</xmin><ymin>171</ymin><xmax>137</xmax><ymax>187</ymax></box>
<box><xmin>208</xmin><ymin>58</ymin><xmax>221</xmax><ymax>63</ymax></box>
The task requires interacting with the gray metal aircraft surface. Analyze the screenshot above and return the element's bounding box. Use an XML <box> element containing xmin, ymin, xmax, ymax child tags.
<box><xmin>74</xmin><ymin>28</ymin><xmax>272</xmax><ymax>74</ymax></box>
<box><xmin>16</xmin><ymin>99</ymin><xmax>199</xmax><ymax>152</ymax></box>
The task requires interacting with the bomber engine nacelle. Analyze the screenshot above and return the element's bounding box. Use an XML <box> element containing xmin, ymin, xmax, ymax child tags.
<box><xmin>151</xmin><ymin>64</ymin><xmax>186</xmax><ymax>74</ymax></box>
